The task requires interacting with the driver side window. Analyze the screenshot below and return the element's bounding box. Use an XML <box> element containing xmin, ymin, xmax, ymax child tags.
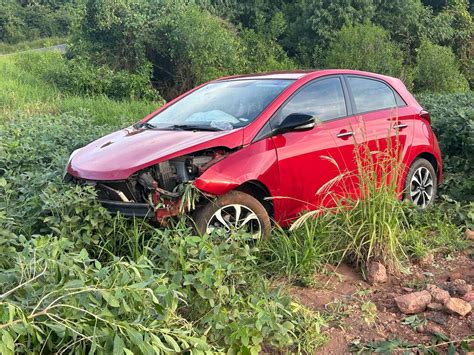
<box><xmin>271</xmin><ymin>77</ymin><xmax>348</xmax><ymax>128</ymax></box>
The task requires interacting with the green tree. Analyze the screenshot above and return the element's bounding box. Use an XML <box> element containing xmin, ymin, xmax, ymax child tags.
<box><xmin>325</xmin><ymin>23</ymin><xmax>406</xmax><ymax>79</ymax></box>
<box><xmin>413</xmin><ymin>40</ymin><xmax>469</xmax><ymax>92</ymax></box>
<box><xmin>281</xmin><ymin>0</ymin><xmax>374</xmax><ymax>66</ymax></box>
<box><xmin>373</xmin><ymin>0</ymin><xmax>430</xmax><ymax>60</ymax></box>
<box><xmin>148</xmin><ymin>2</ymin><xmax>247</xmax><ymax>98</ymax></box>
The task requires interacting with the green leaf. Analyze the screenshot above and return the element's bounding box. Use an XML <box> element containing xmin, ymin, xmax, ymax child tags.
<box><xmin>113</xmin><ymin>334</ymin><xmax>125</xmax><ymax>355</ymax></box>
<box><xmin>101</xmin><ymin>290</ymin><xmax>120</xmax><ymax>308</ymax></box>
<box><xmin>2</xmin><ymin>331</ymin><xmax>14</xmax><ymax>351</ymax></box>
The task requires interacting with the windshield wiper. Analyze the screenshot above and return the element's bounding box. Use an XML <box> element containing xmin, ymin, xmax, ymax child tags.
<box><xmin>166</xmin><ymin>124</ymin><xmax>223</xmax><ymax>131</ymax></box>
<box><xmin>135</xmin><ymin>121</ymin><xmax>156</xmax><ymax>129</ymax></box>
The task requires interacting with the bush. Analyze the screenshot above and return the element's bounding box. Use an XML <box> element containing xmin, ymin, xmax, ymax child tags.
<box><xmin>148</xmin><ymin>2</ymin><xmax>247</xmax><ymax>97</ymax></box>
<box><xmin>417</xmin><ymin>92</ymin><xmax>474</xmax><ymax>200</ymax></box>
<box><xmin>413</xmin><ymin>40</ymin><xmax>469</xmax><ymax>92</ymax></box>
<box><xmin>0</xmin><ymin>1</ymin><xmax>79</xmax><ymax>44</ymax></box>
<box><xmin>14</xmin><ymin>51</ymin><xmax>162</xmax><ymax>102</ymax></box>
<box><xmin>325</xmin><ymin>23</ymin><xmax>408</xmax><ymax>83</ymax></box>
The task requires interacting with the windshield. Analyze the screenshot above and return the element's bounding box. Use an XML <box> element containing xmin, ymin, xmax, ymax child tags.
<box><xmin>146</xmin><ymin>79</ymin><xmax>294</xmax><ymax>131</ymax></box>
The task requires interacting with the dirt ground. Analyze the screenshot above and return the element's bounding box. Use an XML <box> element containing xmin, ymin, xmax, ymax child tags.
<box><xmin>289</xmin><ymin>252</ymin><xmax>474</xmax><ymax>354</ymax></box>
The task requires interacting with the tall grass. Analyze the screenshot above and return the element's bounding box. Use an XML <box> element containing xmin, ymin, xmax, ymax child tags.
<box><xmin>261</xmin><ymin>126</ymin><xmax>415</xmax><ymax>282</ymax></box>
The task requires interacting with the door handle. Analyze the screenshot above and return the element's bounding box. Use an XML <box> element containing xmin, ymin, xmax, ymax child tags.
<box><xmin>336</xmin><ymin>131</ymin><xmax>354</xmax><ymax>138</ymax></box>
<box><xmin>392</xmin><ymin>124</ymin><xmax>408</xmax><ymax>130</ymax></box>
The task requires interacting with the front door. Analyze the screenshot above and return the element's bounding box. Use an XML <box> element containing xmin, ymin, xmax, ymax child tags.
<box><xmin>269</xmin><ymin>76</ymin><xmax>356</xmax><ymax>223</ymax></box>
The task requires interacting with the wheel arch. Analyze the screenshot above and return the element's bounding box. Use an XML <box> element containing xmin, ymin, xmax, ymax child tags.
<box><xmin>235</xmin><ymin>180</ymin><xmax>274</xmax><ymax>219</ymax></box>
<box><xmin>413</xmin><ymin>152</ymin><xmax>441</xmax><ymax>181</ymax></box>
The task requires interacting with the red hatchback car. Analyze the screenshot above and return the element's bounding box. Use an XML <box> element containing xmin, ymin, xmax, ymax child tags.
<box><xmin>66</xmin><ymin>70</ymin><xmax>442</xmax><ymax>238</ymax></box>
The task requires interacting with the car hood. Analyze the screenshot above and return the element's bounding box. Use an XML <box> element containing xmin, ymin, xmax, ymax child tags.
<box><xmin>67</xmin><ymin>126</ymin><xmax>244</xmax><ymax>180</ymax></box>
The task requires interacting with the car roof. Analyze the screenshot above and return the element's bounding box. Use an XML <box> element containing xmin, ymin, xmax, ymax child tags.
<box><xmin>218</xmin><ymin>69</ymin><xmax>399</xmax><ymax>83</ymax></box>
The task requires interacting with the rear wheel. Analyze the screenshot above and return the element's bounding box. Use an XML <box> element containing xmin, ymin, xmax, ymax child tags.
<box><xmin>193</xmin><ymin>190</ymin><xmax>271</xmax><ymax>239</ymax></box>
<box><xmin>404</xmin><ymin>158</ymin><xmax>437</xmax><ymax>208</ymax></box>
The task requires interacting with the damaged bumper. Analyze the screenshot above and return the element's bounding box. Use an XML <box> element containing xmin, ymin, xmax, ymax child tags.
<box><xmin>99</xmin><ymin>199</ymin><xmax>181</xmax><ymax>223</ymax></box>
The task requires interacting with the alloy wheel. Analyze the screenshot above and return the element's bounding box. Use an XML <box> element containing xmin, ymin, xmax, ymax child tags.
<box><xmin>410</xmin><ymin>167</ymin><xmax>434</xmax><ymax>208</ymax></box>
<box><xmin>206</xmin><ymin>204</ymin><xmax>262</xmax><ymax>238</ymax></box>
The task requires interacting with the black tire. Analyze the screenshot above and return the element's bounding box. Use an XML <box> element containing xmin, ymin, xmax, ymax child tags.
<box><xmin>403</xmin><ymin>158</ymin><xmax>437</xmax><ymax>208</ymax></box>
<box><xmin>193</xmin><ymin>190</ymin><xmax>271</xmax><ymax>239</ymax></box>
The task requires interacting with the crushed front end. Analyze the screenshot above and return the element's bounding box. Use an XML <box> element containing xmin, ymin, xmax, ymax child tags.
<box><xmin>65</xmin><ymin>148</ymin><xmax>228</xmax><ymax>224</ymax></box>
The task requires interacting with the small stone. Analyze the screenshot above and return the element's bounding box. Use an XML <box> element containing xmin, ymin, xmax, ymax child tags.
<box><xmin>427</xmin><ymin>302</ymin><xmax>444</xmax><ymax>311</ymax></box>
<box><xmin>427</xmin><ymin>312</ymin><xmax>449</xmax><ymax>325</ymax></box>
<box><xmin>367</xmin><ymin>262</ymin><xmax>388</xmax><ymax>284</ymax></box>
<box><xmin>452</xmin><ymin>279</ymin><xmax>472</xmax><ymax>296</ymax></box>
<box><xmin>447</xmin><ymin>272</ymin><xmax>462</xmax><ymax>281</ymax></box>
<box><xmin>444</xmin><ymin>297</ymin><xmax>472</xmax><ymax>316</ymax></box>
<box><xmin>419</xmin><ymin>253</ymin><xmax>434</xmax><ymax>266</ymax></box>
<box><xmin>462</xmin><ymin>292</ymin><xmax>474</xmax><ymax>303</ymax></box>
<box><xmin>465</xmin><ymin>229</ymin><xmax>474</xmax><ymax>240</ymax></box>
<box><xmin>427</xmin><ymin>284</ymin><xmax>450</xmax><ymax>304</ymax></box>
<box><xmin>424</xmin><ymin>323</ymin><xmax>444</xmax><ymax>335</ymax></box>
<box><xmin>395</xmin><ymin>290</ymin><xmax>432</xmax><ymax>314</ymax></box>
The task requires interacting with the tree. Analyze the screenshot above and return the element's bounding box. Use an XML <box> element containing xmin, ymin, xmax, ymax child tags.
<box><xmin>413</xmin><ymin>40</ymin><xmax>469</xmax><ymax>92</ymax></box>
<box><xmin>325</xmin><ymin>23</ymin><xmax>406</xmax><ymax>79</ymax></box>
<box><xmin>280</xmin><ymin>0</ymin><xmax>374</xmax><ymax>66</ymax></box>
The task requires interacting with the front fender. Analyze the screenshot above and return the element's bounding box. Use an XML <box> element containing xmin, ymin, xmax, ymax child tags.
<box><xmin>194</xmin><ymin>139</ymin><xmax>279</xmax><ymax>197</ymax></box>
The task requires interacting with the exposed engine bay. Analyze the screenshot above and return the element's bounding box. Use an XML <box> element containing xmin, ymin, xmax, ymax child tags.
<box><xmin>68</xmin><ymin>148</ymin><xmax>229</xmax><ymax>212</ymax></box>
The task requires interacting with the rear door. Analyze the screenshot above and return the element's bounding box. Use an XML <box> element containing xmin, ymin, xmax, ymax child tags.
<box><xmin>344</xmin><ymin>75</ymin><xmax>415</xmax><ymax>196</ymax></box>
<box><xmin>268</xmin><ymin>75</ymin><xmax>357</xmax><ymax>222</ymax></box>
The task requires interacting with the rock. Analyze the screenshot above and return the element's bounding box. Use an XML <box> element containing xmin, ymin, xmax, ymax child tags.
<box><xmin>402</xmin><ymin>287</ymin><xmax>414</xmax><ymax>293</ymax></box>
<box><xmin>418</xmin><ymin>253</ymin><xmax>434</xmax><ymax>266</ymax></box>
<box><xmin>395</xmin><ymin>290</ymin><xmax>432</xmax><ymax>314</ymax></box>
<box><xmin>426</xmin><ymin>284</ymin><xmax>450</xmax><ymax>304</ymax></box>
<box><xmin>440</xmin><ymin>279</ymin><xmax>473</xmax><ymax>296</ymax></box>
<box><xmin>452</xmin><ymin>279</ymin><xmax>472</xmax><ymax>296</ymax></box>
<box><xmin>462</xmin><ymin>291</ymin><xmax>474</xmax><ymax>303</ymax></box>
<box><xmin>447</xmin><ymin>272</ymin><xmax>462</xmax><ymax>281</ymax></box>
<box><xmin>367</xmin><ymin>262</ymin><xmax>388</xmax><ymax>284</ymax></box>
<box><xmin>444</xmin><ymin>297</ymin><xmax>472</xmax><ymax>316</ymax></box>
<box><xmin>424</xmin><ymin>323</ymin><xmax>444</xmax><ymax>335</ymax></box>
<box><xmin>427</xmin><ymin>312</ymin><xmax>449</xmax><ymax>325</ymax></box>
<box><xmin>465</xmin><ymin>229</ymin><xmax>474</xmax><ymax>240</ymax></box>
<box><xmin>427</xmin><ymin>302</ymin><xmax>444</xmax><ymax>311</ymax></box>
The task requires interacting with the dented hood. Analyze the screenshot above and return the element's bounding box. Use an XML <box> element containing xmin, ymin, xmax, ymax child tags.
<box><xmin>67</xmin><ymin>126</ymin><xmax>244</xmax><ymax>180</ymax></box>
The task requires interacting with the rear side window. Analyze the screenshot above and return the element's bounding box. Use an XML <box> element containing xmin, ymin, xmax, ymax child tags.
<box><xmin>347</xmin><ymin>77</ymin><xmax>398</xmax><ymax>113</ymax></box>
<box><xmin>272</xmin><ymin>77</ymin><xmax>347</xmax><ymax>127</ymax></box>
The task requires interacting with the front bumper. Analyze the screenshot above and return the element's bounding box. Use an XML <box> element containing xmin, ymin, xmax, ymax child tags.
<box><xmin>100</xmin><ymin>200</ymin><xmax>156</xmax><ymax>220</ymax></box>
<box><xmin>99</xmin><ymin>199</ymin><xmax>181</xmax><ymax>224</ymax></box>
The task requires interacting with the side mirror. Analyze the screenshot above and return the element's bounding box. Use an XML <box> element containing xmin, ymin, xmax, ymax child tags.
<box><xmin>274</xmin><ymin>113</ymin><xmax>315</xmax><ymax>135</ymax></box>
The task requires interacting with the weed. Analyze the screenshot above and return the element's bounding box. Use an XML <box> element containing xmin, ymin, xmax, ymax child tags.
<box><xmin>401</xmin><ymin>315</ymin><xmax>426</xmax><ymax>331</ymax></box>
<box><xmin>360</xmin><ymin>300</ymin><xmax>378</xmax><ymax>325</ymax></box>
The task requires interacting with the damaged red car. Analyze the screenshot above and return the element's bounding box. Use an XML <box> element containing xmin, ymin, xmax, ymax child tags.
<box><xmin>65</xmin><ymin>70</ymin><xmax>442</xmax><ymax>238</ymax></box>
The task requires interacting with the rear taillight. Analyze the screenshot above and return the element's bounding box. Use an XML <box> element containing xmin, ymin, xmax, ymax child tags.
<box><xmin>420</xmin><ymin>110</ymin><xmax>431</xmax><ymax>124</ymax></box>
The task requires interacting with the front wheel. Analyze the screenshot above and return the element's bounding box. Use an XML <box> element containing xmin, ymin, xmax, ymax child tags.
<box><xmin>193</xmin><ymin>190</ymin><xmax>271</xmax><ymax>239</ymax></box>
<box><xmin>404</xmin><ymin>158</ymin><xmax>437</xmax><ymax>209</ymax></box>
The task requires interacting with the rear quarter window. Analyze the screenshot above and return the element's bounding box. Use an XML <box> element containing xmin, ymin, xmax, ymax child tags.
<box><xmin>347</xmin><ymin>76</ymin><xmax>403</xmax><ymax>113</ymax></box>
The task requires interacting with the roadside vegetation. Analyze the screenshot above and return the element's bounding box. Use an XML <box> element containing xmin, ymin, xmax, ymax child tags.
<box><xmin>0</xmin><ymin>0</ymin><xmax>473</xmax><ymax>352</ymax></box>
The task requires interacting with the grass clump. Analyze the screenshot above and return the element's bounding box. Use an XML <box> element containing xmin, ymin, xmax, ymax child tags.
<box><xmin>261</xmin><ymin>134</ymin><xmax>470</xmax><ymax>284</ymax></box>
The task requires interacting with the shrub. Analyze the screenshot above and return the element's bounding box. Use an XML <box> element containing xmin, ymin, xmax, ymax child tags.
<box><xmin>14</xmin><ymin>51</ymin><xmax>162</xmax><ymax>102</ymax></box>
<box><xmin>148</xmin><ymin>2</ymin><xmax>247</xmax><ymax>97</ymax></box>
<box><xmin>413</xmin><ymin>40</ymin><xmax>469</xmax><ymax>92</ymax></box>
<box><xmin>0</xmin><ymin>235</ymin><xmax>206</xmax><ymax>354</ymax></box>
<box><xmin>325</xmin><ymin>23</ymin><xmax>407</xmax><ymax>81</ymax></box>
<box><xmin>417</xmin><ymin>92</ymin><xmax>474</xmax><ymax>200</ymax></box>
